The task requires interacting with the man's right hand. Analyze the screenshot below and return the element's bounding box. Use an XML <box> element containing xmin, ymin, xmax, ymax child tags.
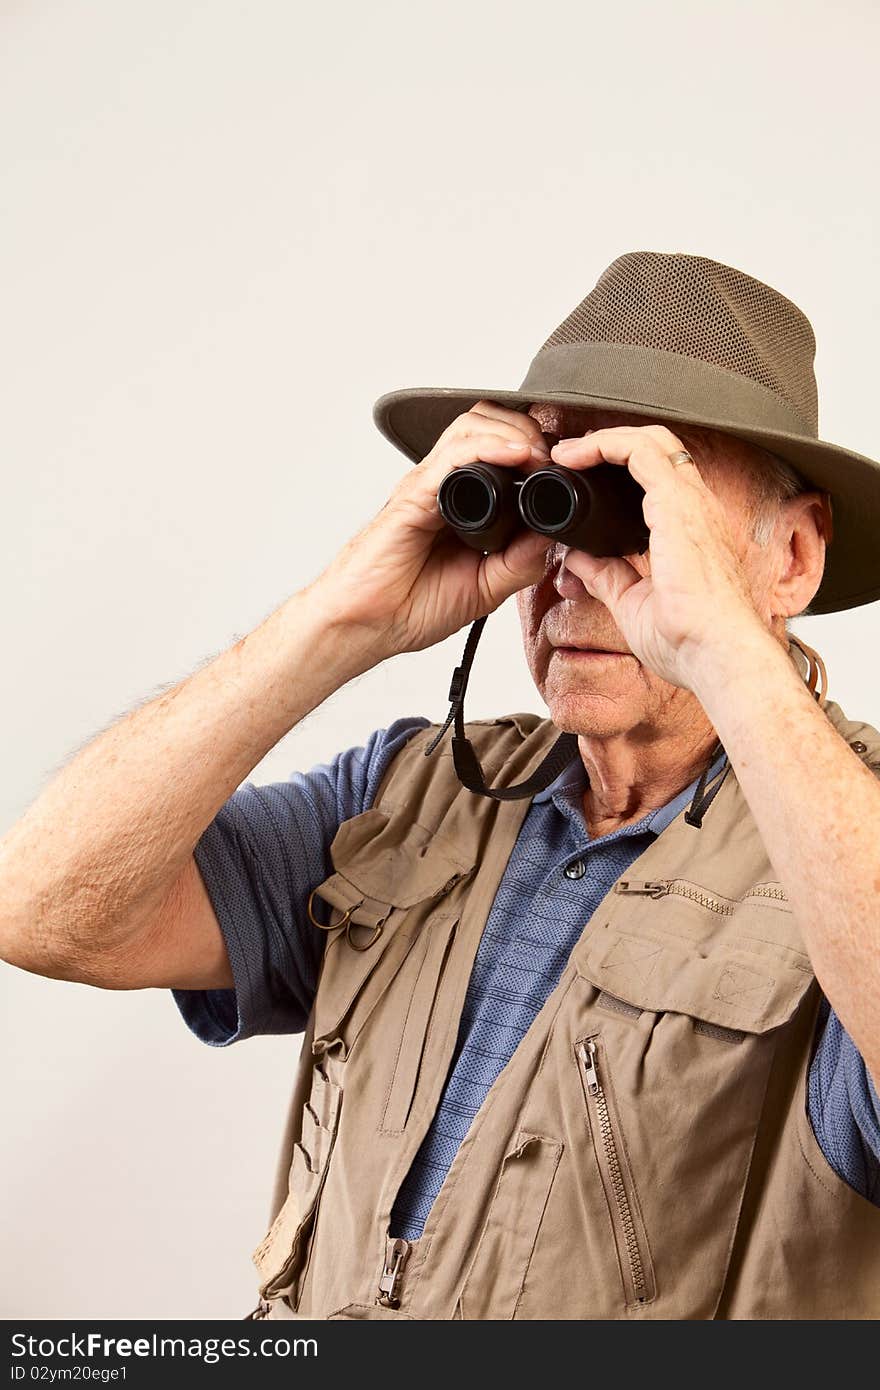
<box><xmin>307</xmin><ymin>400</ymin><xmax>554</xmax><ymax>657</ymax></box>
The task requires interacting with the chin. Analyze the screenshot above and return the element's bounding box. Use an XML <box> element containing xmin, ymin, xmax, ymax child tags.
<box><xmin>542</xmin><ymin>686</ymin><xmax>644</xmax><ymax>740</ymax></box>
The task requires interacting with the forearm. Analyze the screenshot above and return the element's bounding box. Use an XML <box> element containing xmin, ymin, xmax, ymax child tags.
<box><xmin>688</xmin><ymin>626</ymin><xmax>880</xmax><ymax>1082</ymax></box>
<box><xmin>0</xmin><ymin>582</ymin><xmax>383</xmax><ymax>975</ymax></box>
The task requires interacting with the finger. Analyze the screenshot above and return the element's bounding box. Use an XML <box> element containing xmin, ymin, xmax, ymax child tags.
<box><xmin>400</xmin><ymin>431</ymin><xmax>544</xmax><ymax>535</ymax></box>
<box><xmin>418</xmin><ymin>430</ymin><xmax>548</xmax><ymax>491</ymax></box>
<box><xmin>478</xmin><ymin>526</ymin><xmax>553</xmax><ymax>610</ymax></box>
<box><xmin>551</xmin><ymin>426</ymin><xmax>703</xmax><ymax>491</ymax></box>
<box><xmin>432</xmin><ymin>401</ymin><xmax>546</xmax><ymax>457</ymax></box>
<box><xmin>562</xmin><ymin>549</ymin><xmax>644</xmax><ymax>614</ymax></box>
<box><xmin>465</xmin><ymin>399</ymin><xmax>551</xmax><ymax>454</ymax></box>
<box><xmin>552</xmin><ymin>422</ymin><xmax>689</xmax><ymax>459</ymax></box>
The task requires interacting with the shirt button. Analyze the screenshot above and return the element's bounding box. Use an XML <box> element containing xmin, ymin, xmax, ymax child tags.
<box><xmin>564</xmin><ymin>858</ymin><xmax>586</xmax><ymax>879</ymax></box>
<box><xmin>851</xmin><ymin>741</ymin><xmax>867</xmax><ymax>754</ymax></box>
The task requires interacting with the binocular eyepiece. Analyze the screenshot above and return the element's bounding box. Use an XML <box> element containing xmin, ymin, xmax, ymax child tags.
<box><xmin>437</xmin><ymin>461</ymin><xmax>649</xmax><ymax>557</ymax></box>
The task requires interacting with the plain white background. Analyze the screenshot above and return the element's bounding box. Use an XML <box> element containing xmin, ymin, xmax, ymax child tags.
<box><xmin>2</xmin><ymin>0</ymin><xmax>878</xmax><ymax>1318</ymax></box>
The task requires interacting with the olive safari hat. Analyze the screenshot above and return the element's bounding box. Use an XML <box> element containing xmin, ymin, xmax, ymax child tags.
<box><xmin>372</xmin><ymin>250</ymin><xmax>880</xmax><ymax>614</ymax></box>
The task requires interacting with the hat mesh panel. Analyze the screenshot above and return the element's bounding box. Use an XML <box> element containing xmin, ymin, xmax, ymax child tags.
<box><xmin>541</xmin><ymin>252</ymin><xmax>819</xmax><ymax>432</ymax></box>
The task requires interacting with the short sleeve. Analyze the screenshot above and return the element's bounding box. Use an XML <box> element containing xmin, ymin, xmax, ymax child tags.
<box><xmin>807</xmin><ymin>995</ymin><xmax>880</xmax><ymax>1204</ymax></box>
<box><xmin>172</xmin><ymin>715</ymin><xmax>430</xmax><ymax>1046</ymax></box>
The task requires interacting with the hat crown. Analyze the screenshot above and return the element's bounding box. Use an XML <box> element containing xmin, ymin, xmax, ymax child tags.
<box><xmin>540</xmin><ymin>251</ymin><xmax>819</xmax><ymax>434</ymax></box>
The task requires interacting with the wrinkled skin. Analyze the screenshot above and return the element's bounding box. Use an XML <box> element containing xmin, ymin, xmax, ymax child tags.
<box><xmin>513</xmin><ymin>401</ymin><xmax>825</xmax><ymax>836</ymax></box>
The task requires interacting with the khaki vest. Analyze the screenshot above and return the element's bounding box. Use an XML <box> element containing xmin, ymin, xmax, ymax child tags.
<box><xmin>251</xmin><ymin>687</ymin><xmax>880</xmax><ymax>1320</ymax></box>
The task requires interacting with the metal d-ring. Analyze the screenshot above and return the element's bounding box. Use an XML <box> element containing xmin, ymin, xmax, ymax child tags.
<box><xmin>345</xmin><ymin>920</ymin><xmax>383</xmax><ymax>952</ymax></box>
<box><xmin>306</xmin><ymin>887</ymin><xmax>354</xmax><ymax>932</ymax></box>
<box><xmin>306</xmin><ymin>887</ymin><xmax>384</xmax><ymax>951</ymax></box>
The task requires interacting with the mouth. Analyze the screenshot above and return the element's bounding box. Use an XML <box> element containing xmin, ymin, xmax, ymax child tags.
<box><xmin>551</xmin><ymin>642</ymin><xmax>632</xmax><ymax>658</ymax></box>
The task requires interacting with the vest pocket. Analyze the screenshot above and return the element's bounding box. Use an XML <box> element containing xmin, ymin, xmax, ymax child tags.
<box><xmin>568</xmin><ymin>909</ymin><xmax>817</xmax><ymax>1316</ymax></box>
<box><xmin>379</xmin><ymin>911</ymin><xmax>459</xmax><ymax>1134</ymax></box>
<box><xmin>252</xmin><ymin>1058</ymin><xmax>342</xmax><ymax>1306</ymax></box>
<box><xmin>574</xmin><ymin>1031</ymin><xmax>655</xmax><ymax>1309</ymax></box>
<box><xmin>458</xmin><ymin>1131</ymin><xmax>563</xmax><ymax>1320</ymax></box>
<box><xmin>309</xmin><ymin>809</ymin><xmax>476</xmax><ymax>1052</ymax></box>
<box><xmin>326</xmin><ymin>1302</ymin><xmax>415</xmax><ymax>1320</ymax></box>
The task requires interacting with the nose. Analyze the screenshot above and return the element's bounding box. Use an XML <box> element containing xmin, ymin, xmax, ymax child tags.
<box><xmin>552</xmin><ymin>546</ymin><xmax>590</xmax><ymax>600</ymax></box>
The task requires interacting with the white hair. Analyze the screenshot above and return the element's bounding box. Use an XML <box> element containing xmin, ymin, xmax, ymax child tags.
<box><xmin>678</xmin><ymin>424</ymin><xmax>829</xmax><ymax>619</ymax></box>
<box><xmin>678</xmin><ymin>424</ymin><xmax>815</xmax><ymax>547</ymax></box>
<box><xmin>747</xmin><ymin>450</ymin><xmax>810</xmax><ymax>547</ymax></box>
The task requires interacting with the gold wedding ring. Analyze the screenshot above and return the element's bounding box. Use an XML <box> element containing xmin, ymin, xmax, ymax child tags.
<box><xmin>668</xmin><ymin>450</ymin><xmax>693</xmax><ymax>467</ymax></box>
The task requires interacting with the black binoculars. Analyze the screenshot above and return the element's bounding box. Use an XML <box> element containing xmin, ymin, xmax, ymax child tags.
<box><xmin>437</xmin><ymin>461</ymin><xmax>649</xmax><ymax>557</ymax></box>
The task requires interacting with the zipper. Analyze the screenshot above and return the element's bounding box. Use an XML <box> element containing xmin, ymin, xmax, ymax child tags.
<box><xmin>615</xmin><ymin>880</ymin><xmax>668</xmax><ymax>898</ymax></box>
<box><xmin>376</xmin><ymin>1238</ymin><xmax>411</xmax><ymax>1308</ymax></box>
<box><xmin>616</xmin><ymin>878</ymin><xmax>787</xmax><ymax>914</ymax></box>
<box><xmin>576</xmin><ymin>1036</ymin><xmax>652</xmax><ymax>1306</ymax></box>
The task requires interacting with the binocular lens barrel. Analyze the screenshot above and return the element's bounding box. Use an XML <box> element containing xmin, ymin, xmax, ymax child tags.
<box><xmin>439</xmin><ymin>470</ymin><xmax>497</xmax><ymax>529</ymax></box>
<box><xmin>518</xmin><ymin>470</ymin><xmax>578</xmax><ymax>533</ymax></box>
<box><xmin>436</xmin><ymin>464</ymin><xmax>523</xmax><ymax>552</ymax></box>
<box><xmin>437</xmin><ymin>461</ymin><xmax>649</xmax><ymax>557</ymax></box>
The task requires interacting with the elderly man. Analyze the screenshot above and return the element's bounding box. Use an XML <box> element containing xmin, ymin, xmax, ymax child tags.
<box><xmin>2</xmin><ymin>252</ymin><xmax>880</xmax><ymax>1320</ymax></box>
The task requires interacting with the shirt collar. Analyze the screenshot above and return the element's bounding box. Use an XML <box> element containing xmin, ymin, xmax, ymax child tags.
<box><xmin>532</xmin><ymin>745</ymin><xmax>729</xmax><ymax>837</ymax></box>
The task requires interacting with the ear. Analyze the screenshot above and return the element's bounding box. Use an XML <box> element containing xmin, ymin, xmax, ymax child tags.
<box><xmin>770</xmin><ymin>492</ymin><xmax>831</xmax><ymax>618</ymax></box>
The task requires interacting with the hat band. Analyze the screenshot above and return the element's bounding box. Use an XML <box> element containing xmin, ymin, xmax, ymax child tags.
<box><xmin>519</xmin><ymin>342</ymin><xmax>817</xmax><ymax>438</ymax></box>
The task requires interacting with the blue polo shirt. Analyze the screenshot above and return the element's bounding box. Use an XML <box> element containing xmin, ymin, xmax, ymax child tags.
<box><xmin>173</xmin><ymin>717</ymin><xmax>880</xmax><ymax>1232</ymax></box>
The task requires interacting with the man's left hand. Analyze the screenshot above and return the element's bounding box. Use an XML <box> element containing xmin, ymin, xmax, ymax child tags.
<box><xmin>550</xmin><ymin>423</ymin><xmax>768</xmax><ymax>689</ymax></box>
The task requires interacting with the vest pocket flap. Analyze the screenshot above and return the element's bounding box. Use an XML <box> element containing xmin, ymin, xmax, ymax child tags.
<box><xmin>308</xmin><ymin>1062</ymin><xmax>342</xmax><ymax>1132</ymax></box>
<box><xmin>252</xmin><ymin>1054</ymin><xmax>344</xmax><ymax>1301</ymax></box>
<box><xmin>459</xmin><ymin>1131</ymin><xmax>564</xmax><ymax>1321</ymax></box>
<box><xmin>322</xmin><ymin>807</ymin><xmax>477</xmax><ymax>911</ymax></box>
<box><xmin>576</xmin><ymin>930</ymin><xmax>813</xmax><ymax>1034</ymax></box>
<box><xmin>301</xmin><ymin>1103</ymin><xmax>333</xmax><ymax>1173</ymax></box>
<box><xmin>311</xmin><ymin>813</ymin><xmax>478</xmax><ymax>1046</ymax></box>
<box><xmin>379</xmin><ymin>911</ymin><xmax>460</xmax><ymax>1134</ymax></box>
<box><xmin>252</xmin><ymin>1185</ymin><xmax>304</xmax><ymax>1283</ymax></box>
<box><xmin>326</xmin><ymin>1303</ymin><xmax>416</xmax><ymax>1320</ymax></box>
<box><xmin>253</xmin><ymin>1144</ymin><xmax>317</xmax><ymax>1287</ymax></box>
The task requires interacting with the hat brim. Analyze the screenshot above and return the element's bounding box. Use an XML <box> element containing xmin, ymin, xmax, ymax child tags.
<box><xmin>373</xmin><ymin>385</ymin><xmax>880</xmax><ymax>616</ymax></box>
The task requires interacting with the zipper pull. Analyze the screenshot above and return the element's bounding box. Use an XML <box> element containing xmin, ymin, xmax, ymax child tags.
<box><xmin>576</xmin><ymin>1039</ymin><xmax>600</xmax><ymax>1095</ymax></box>
<box><xmin>616</xmin><ymin>879</ymin><xmax>668</xmax><ymax>897</ymax></box>
<box><xmin>376</xmin><ymin>1238</ymin><xmax>411</xmax><ymax>1308</ymax></box>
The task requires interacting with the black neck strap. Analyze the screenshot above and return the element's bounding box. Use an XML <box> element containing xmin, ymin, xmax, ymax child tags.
<box><xmin>424</xmin><ymin>617</ymin><xmax>580</xmax><ymax>800</ymax></box>
<box><xmin>425</xmin><ymin>616</ymin><xmax>732</xmax><ymax>822</ymax></box>
<box><xmin>683</xmin><ymin>741</ymin><xmax>730</xmax><ymax>828</ymax></box>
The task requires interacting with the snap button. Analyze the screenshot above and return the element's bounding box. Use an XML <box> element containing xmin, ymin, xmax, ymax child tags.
<box><xmin>564</xmin><ymin>858</ymin><xmax>586</xmax><ymax>879</ymax></box>
<box><xmin>851</xmin><ymin>741</ymin><xmax>867</xmax><ymax>754</ymax></box>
